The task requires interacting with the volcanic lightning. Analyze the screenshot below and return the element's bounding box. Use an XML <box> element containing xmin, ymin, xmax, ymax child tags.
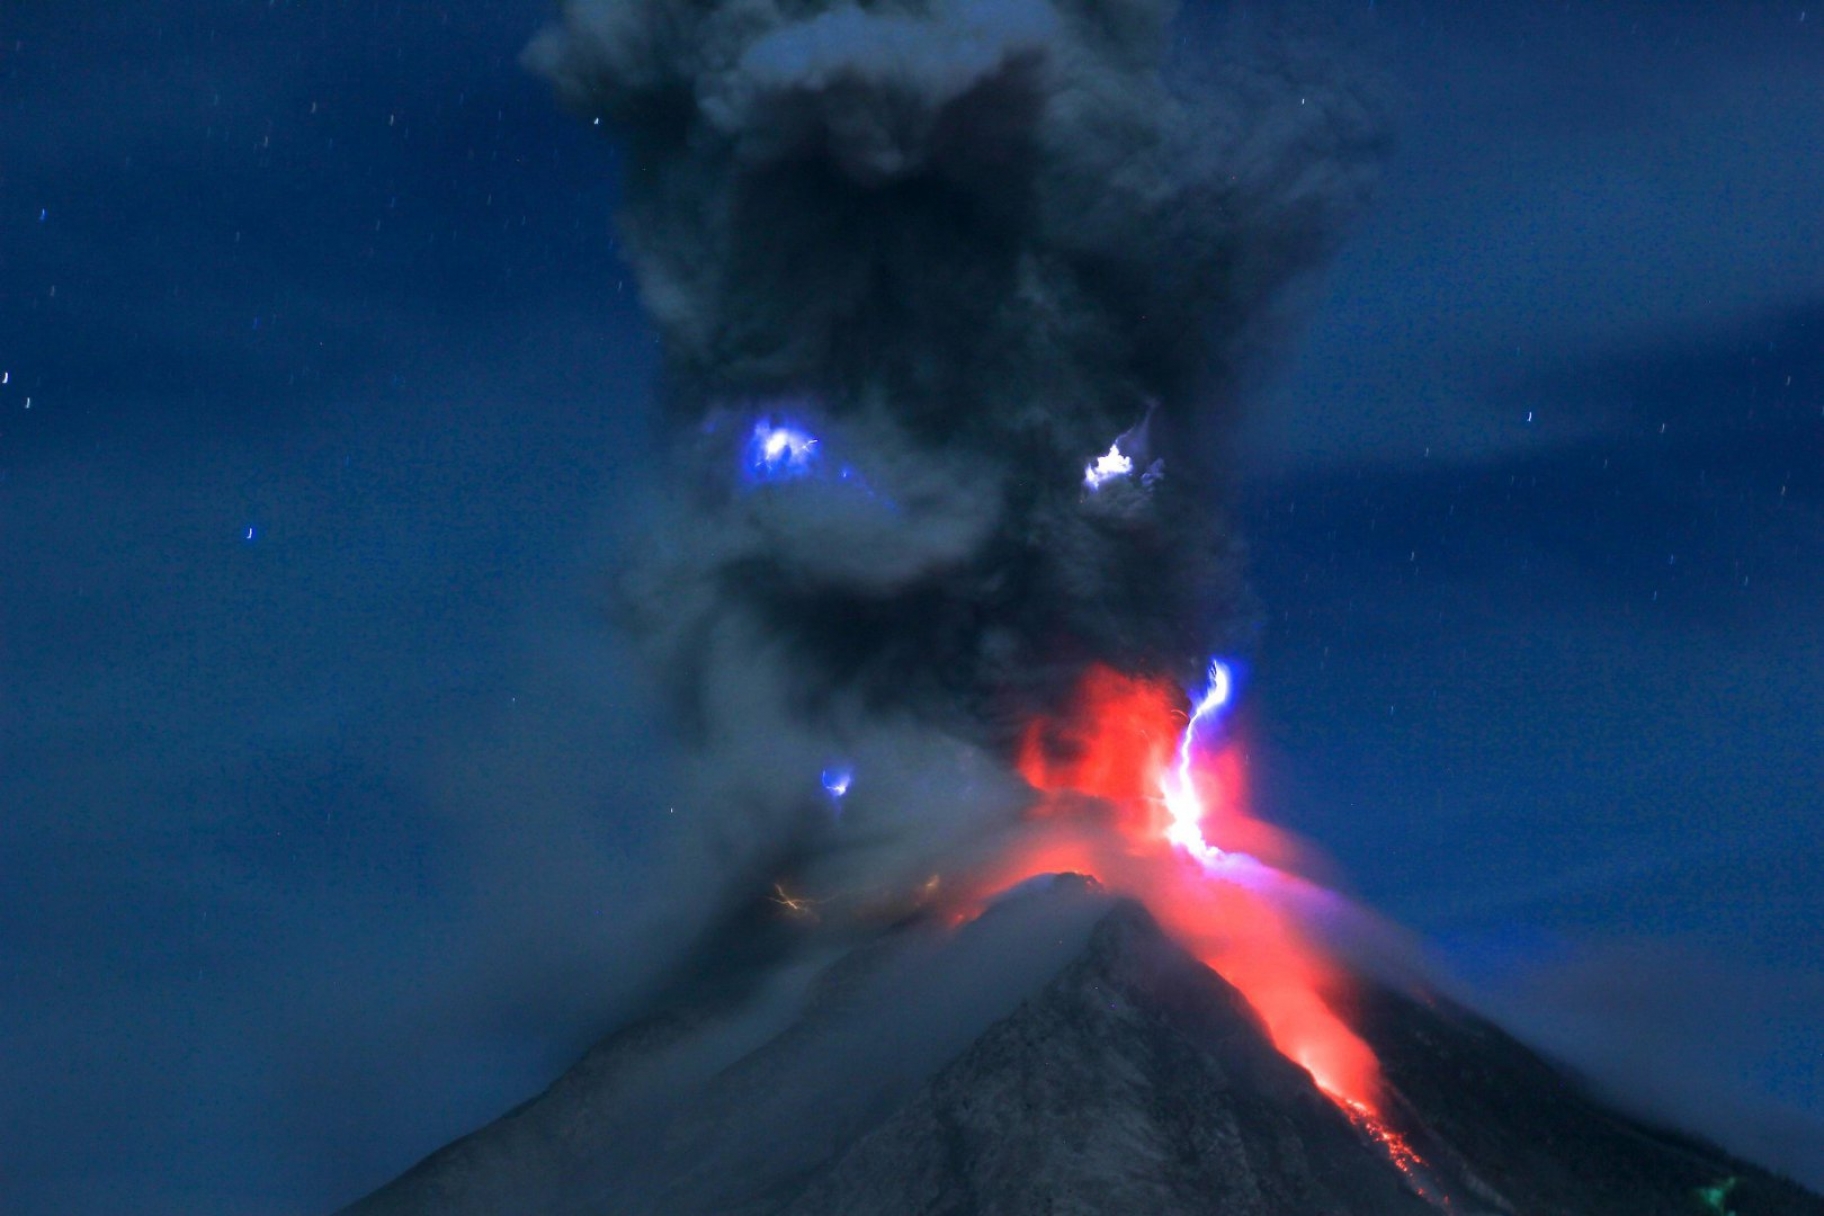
<box><xmin>1083</xmin><ymin>441</ymin><xmax>1135</xmax><ymax>491</ymax></box>
<box><xmin>746</xmin><ymin>418</ymin><xmax>820</xmax><ymax>482</ymax></box>
<box><xmin>770</xmin><ymin>883</ymin><xmax>820</xmax><ymax>920</ymax></box>
<box><xmin>1082</xmin><ymin>406</ymin><xmax>1166</xmax><ymax>494</ymax></box>
<box><xmin>821</xmin><ymin>767</ymin><xmax>853</xmax><ymax>799</ymax></box>
<box><xmin>990</xmin><ymin>659</ymin><xmax>1432</xmax><ymax>1192</ymax></box>
<box><xmin>1161</xmin><ymin>658</ymin><xmax>1237</xmax><ymax>867</ymax></box>
<box><xmin>526</xmin><ymin>0</ymin><xmax>1407</xmax><ymax>1193</ymax></box>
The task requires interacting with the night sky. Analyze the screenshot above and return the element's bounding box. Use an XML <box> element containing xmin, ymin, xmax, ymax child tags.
<box><xmin>3</xmin><ymin>3</ymin><xmax>1821</xmax><ymax>1213</ymax></box>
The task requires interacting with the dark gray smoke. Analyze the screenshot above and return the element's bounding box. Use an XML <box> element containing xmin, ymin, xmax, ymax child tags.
<box><xmin>524</xmin><ymin>0</ymin><xmax>1387</xmax><ymax>945</ymax></box>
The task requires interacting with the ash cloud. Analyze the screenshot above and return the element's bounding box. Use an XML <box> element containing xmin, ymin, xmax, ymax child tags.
<box><xmin>1458</xmin><ymin>939</ymin><xmax>1824</xmax><ymax>1191</ymax></box>
<box><xmin>524</xmin><ymin>0</ymin><xmax>1387</xmax><ymax>954</ymax></box>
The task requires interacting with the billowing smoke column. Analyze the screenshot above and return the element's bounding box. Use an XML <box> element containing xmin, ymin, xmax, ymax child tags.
<box><xmin>525</xmin><ymin>0</ymin><xmax>1385</xmax><ymax>975</ymax></box>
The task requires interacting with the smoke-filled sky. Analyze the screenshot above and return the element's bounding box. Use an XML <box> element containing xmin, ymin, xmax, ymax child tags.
<box><xmin>2</xmin><ymin>2</ymin><xmax>1820</xmax><ymax>1213</ymax></box>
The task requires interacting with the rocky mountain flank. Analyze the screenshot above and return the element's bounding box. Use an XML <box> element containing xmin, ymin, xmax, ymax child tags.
<box><xmin>344</xmin><ymin>885</ymin><xmax>1824</xmax><ymax>1215</ymax></box>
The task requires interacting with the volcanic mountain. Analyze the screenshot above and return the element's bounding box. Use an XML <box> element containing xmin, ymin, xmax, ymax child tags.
<box><xmin>341</xmin><ymin>877</ymin><xmax>1823</xmax><ymax>1216</ymax></box>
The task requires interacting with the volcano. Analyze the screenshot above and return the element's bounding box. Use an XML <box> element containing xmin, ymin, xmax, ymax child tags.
<box><xmin>341</xmin><ymin>878</ymin><xmax>1823</xmax><ymax>1216</ymax></box>
<box><xmin>310</xmin><ymin>1</ymin><xmax>1821</xmax><ymax>1210</ymax></box>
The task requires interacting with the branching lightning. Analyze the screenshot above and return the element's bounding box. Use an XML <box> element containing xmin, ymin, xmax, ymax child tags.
<box><xmin>1161</xmin><ymin>659</ymin><xmax>1237</xmax><ymax>868</ymax></box>
<box><xmin>746</xmin><ymin>419</ymin><xmax>820</xmax><ymax>482</ymax></box>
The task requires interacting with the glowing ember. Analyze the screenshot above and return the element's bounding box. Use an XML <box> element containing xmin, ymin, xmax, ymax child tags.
<box><xmin>993</xmin><ymin>659</ymin><xmax>1432</xmax><ymax>1187</ymax></box>
<box><xmin>1339</xmin><ymin>1097</ymin><xmax>1427</xmax><ymax>1182</ymax></box>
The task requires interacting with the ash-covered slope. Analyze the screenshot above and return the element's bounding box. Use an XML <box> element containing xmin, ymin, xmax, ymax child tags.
<box><xmin>778</xmin><ymin>896</ymin><xmax>1431</xmax><ymax>1216</ymax></box>
<box><xmin>343</xmin><ymin>882</ymin><xmax>1824</xmax><ymax>1215</ymax></box>
<box><xmin>1353</xmin><ymin>982</ymin><xmax>1823</xmax><ymax>1216</ymax></box>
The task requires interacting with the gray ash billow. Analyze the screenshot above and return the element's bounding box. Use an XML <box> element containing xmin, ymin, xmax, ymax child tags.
<box><xmin>341</xmin><ymin>15</ymin><xmax>1824</xmax><ymax>1212</ymax></box>
<box><xmin>524</xmin><ymin>0</ymin><xmax>1387</xmax><ymax>942</ymax></box>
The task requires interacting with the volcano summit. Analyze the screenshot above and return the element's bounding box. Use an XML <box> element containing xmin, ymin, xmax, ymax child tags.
<box><xmin>344</xmin><ymin>879</ymin><xmax>1823</xmax><ymax>1216</ymax></box>
<box><xmin>341</xmin><ymin>0</ymin><xmax>1821</xmax><ymax>1211</ymax></box>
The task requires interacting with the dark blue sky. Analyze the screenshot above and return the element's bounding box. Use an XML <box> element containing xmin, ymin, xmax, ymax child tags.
<box><xmin>2</xmin><ymin>2</ymin><xmax>1820</xmax><ymax>1212</ymax></box>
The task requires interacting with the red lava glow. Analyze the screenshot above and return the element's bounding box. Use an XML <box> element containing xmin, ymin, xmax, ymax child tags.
<box><xmin>1340</xmin><ymin>1098</ymin><xmax>1426</xmax><ymax>1178</ymax></box>
<box><xmin>969</xmin><ymin>666</ymin><xmax>1401</xmax><ymax>1128</ymax></box>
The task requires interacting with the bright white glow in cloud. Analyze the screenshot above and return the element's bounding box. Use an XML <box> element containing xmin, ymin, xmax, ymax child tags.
<box><xmin>1083</xmin><ymin>442</ymin><xmax>1134</xmax><ymax>491</ymax></box>
<box><xmin>747</xmin><ymin>419</ymin><xmax>821</xmax><ymax>482</ymax></box>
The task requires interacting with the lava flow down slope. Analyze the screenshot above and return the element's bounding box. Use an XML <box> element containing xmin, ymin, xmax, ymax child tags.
<box><xmin>342</xmin><ymin>876</ymin><xmax>1824</xmax><ymax>1216</ymax></box>
<box><xmin>342</xmin><ymin>660</ymin><xmax>1824</xmax><ymax>1215</ymax></box>
<box><xmin>341</xmin><ymin>0</ymin><xmax>1823</xmax><ymax>1211</ymax></box>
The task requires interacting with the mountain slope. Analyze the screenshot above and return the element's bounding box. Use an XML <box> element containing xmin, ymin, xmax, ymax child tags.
<box><xmin>780</xmin><ymin>898</ymin><xmax>1431</xmax><ymax>1216</ymax></box>
<box><xmin>343</xmin><ymin>883</ymin><xmax>1823</xmax><ymax>1215</ymax></box>
<box><xmin>1357</xmin><ymin>979</ymin><xmax>1821</xmax><ymax>1216</ymax></box>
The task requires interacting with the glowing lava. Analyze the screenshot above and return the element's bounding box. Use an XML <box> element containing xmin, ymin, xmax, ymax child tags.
<box><xmin>984</xmin><ymin>661</ymin><xmax>1428</xmax><ymax>1184</ymax></box>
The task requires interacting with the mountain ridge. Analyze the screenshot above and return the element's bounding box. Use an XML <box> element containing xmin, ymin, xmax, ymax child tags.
<box><xmin>343</xmin><ymin>881</ymin><xmax>1824</xmax><ymax>1215</ymax></box>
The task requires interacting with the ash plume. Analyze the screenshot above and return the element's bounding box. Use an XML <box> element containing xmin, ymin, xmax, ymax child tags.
<box><xmin>524</xmin><ymin>0</ymin><xmax>1388</xmax><ymax>957</ymax></box>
